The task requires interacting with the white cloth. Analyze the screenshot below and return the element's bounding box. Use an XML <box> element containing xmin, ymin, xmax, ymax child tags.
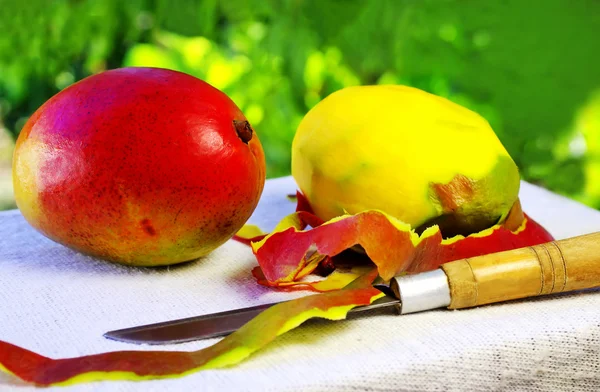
<box><xmin>1</xmin><ymin>176</ymin><xmax>599</xmax><ymax>392</ymax></box>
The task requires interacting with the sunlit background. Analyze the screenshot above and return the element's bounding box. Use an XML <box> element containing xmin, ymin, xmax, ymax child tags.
<box><xmin>1</xmin><ymin>0</ymin><xmax>599</xmax><ymax>211</ymax></box>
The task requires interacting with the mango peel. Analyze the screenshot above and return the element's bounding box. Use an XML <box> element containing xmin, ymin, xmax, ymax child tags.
<box><xmin>0</xmin><ymin>271</ymin><xmax>383</xmax><ymax>386</ymax></box>
<box><xmin>248</xmin><ymin>191</ymin><xmax>554</xmax><ymax>291</ymax></box>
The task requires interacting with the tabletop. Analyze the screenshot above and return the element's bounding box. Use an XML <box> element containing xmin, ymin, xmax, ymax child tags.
<box><xmin>1</xmin><ymin>176</ymin><xmax>600</xmax><ymax>391</ymax></box>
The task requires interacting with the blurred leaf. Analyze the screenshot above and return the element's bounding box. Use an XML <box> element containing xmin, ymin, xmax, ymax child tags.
<box><xmin>1</xmin><ymin>0</ymin><xmax>600</xmax><ymax>208</ymax></box>
<box><xmin>123</xmin><ymin>44</ymin><xmax>181</xmax><ymax>70</ymax></box>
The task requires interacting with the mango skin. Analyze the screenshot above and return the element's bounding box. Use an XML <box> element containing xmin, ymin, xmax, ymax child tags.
<box><xmin>292</xmin><ymin>85</ymin><xmax>519</xmax><ymax>236</ymax></box>
<box><xmin>13</xmin><ymin>67</ymin><xmax>266</xmax><ymax>266</ymax></box>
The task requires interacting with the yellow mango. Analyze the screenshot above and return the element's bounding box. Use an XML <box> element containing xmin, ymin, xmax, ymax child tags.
<box><xmin>292</xmin><ymin>85</ymin><xmax>519</xmax><ymax>236</ymax></box>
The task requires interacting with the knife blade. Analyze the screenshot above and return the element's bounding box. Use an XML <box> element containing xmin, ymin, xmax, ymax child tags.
<box><xmin>105</xmin><ymin>232</ymin><xmax>600</xmax><ymax>345</ymax></box>
<box><xmin>104</xmin><ymin>295</ymin><xmax>402</xmax><ymax>345</ymax></box>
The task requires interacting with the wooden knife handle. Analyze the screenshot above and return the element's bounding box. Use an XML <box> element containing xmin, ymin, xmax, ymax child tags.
<box><xmin>440</xmin><ymin>232</ymin><xmax>600</xmax><ymax>309</ymax></box>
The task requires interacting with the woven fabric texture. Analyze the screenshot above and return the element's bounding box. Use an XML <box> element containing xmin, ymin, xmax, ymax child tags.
<box><xmin>0</xmin><ymin>176</ymin><xmax>599</xmax><ymax>391</ymax></box>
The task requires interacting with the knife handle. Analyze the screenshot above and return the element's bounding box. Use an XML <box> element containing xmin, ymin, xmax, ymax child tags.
<box><xmin>441</xmin><ymin>232</ymin><xmax>600</xmax><ymax>309</ymax></box>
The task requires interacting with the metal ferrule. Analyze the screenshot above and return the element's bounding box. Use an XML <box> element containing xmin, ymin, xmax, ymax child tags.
<box><xmin>390</xmin><ymin>269</ymin><xmax>451</xmax><ymax>314</ymax></box>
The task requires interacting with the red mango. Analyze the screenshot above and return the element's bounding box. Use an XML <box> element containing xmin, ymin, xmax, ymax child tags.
<box><xmin>13</xmin><ymin>67</ymin><xmax>266</xmax><ymax>266</ymax></box>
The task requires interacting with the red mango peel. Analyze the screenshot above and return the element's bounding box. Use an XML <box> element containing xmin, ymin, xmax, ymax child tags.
<box><xmin>0</xmin><ymin>191</ymin><xmax>554</xmax><ymax>386</ymax></box>
<box><xmin>247</xmin><ymin>192</ymin><xmax>554</xmax><ymax>291</ymax></box>
<box><xmin>0</xmin><ymin>271</ymin><xmax>382</xmax><ymax>386</ymax></box>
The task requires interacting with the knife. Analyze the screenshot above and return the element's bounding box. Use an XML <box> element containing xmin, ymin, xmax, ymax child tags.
<box><xmin>104</xmin><ymin>232</ymin><xmax>600</xmax><ymax>345</ymax></box>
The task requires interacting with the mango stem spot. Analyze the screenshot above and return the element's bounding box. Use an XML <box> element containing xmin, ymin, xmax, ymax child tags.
<box><xmin>234</xmin><ymin>120</ymin><xmax>253</xmax><ymax>144</ymax></box>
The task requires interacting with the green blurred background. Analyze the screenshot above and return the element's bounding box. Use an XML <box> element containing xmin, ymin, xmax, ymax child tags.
<box><xmin>1</xmin><ymin>0</ymin><xmax>599</xmax><ymax>211</ymax></box>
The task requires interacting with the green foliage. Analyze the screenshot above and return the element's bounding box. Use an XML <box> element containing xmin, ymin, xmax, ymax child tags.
<box><xmin>1</xmin><ymin>0</ymin><xmax>600</xmax><ymax>206</ymax></box>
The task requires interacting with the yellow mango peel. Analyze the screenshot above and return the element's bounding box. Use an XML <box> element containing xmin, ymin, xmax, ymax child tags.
<box><xmin>0</xmin><ymin>271</ymin><xmax>382</xmax><ymax>386</ymax></box>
